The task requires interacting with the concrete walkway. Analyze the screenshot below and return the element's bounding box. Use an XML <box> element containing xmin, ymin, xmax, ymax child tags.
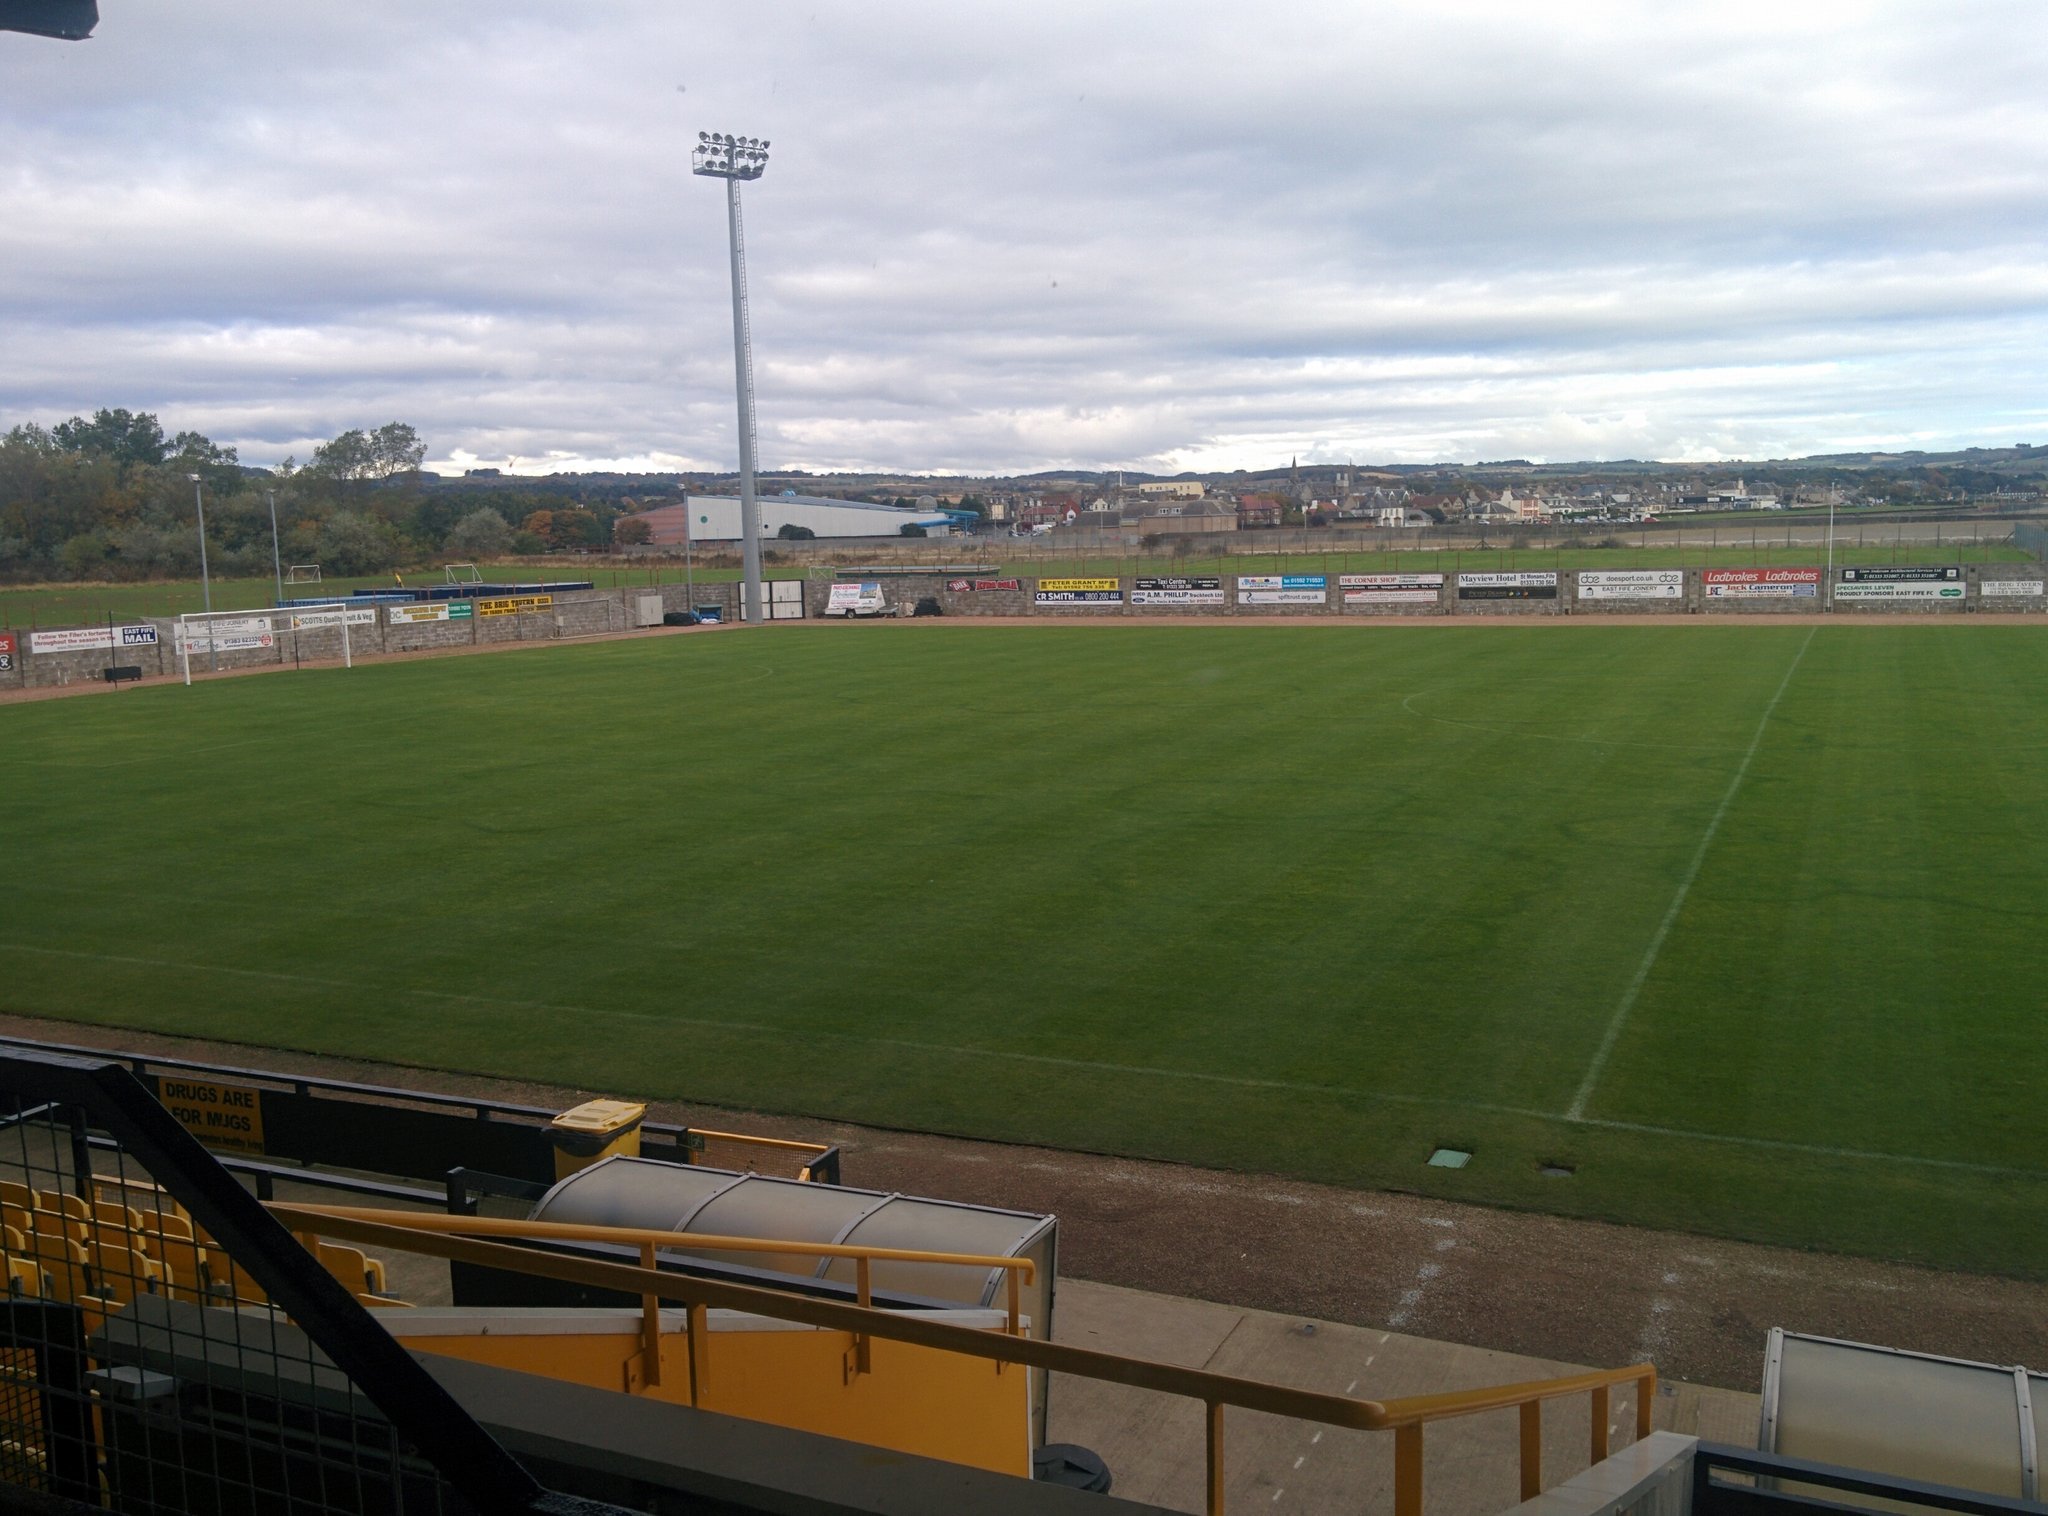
<box><xmin>1049</xmin><ymin>1279</ymin><xmax>1758</xmax><ymax>1516</ymax></box>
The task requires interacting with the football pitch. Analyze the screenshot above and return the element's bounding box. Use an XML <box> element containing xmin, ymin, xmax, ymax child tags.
<box><xmin>3</xmin><ymin>622</ymin><xmax>2045</xmax><ymax>1276</ymax></box>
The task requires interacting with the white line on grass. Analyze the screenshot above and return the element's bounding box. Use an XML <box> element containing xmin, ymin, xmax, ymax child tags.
<box><xmin>1564</xmin><ymin>627</ymin><xmax>1817</xmax><ymax>1122</ymax></box>
<box><xmin>6</xmin><ymin>928</ymin><xmax>2039</xmax><ymax>1182</ymax></box>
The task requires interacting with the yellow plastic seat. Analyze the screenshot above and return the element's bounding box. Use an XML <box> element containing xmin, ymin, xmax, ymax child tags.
<box><xmin>85</xmin><ymin>1242</ymin><xmax>161</xmax><ymax>1306</ymax></box>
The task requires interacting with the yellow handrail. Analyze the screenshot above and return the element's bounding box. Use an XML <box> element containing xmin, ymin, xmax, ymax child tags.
<box><xmin>687</xmin><ymin>1127</ymin><xmax>831</xmax><ymax>1157</ymax></box>
<box><xmin>266</xmin><ymin>1202</ymin><xmax>1652</xmax><ymax>1516</ymax></box>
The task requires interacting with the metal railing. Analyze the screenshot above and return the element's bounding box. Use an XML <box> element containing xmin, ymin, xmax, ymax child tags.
<box><xmin>270</xmin><ymin>1204</ymin><xmax>1653</xmax><ymax>1516</ymax></box>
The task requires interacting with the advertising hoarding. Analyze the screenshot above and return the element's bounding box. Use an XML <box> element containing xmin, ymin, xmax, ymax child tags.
<box><xmin>1237</xmin><ymin>574</ymin><xmax>1327</xmax><ymax>605</ymax></box>
<box><xmin>1340</xmin><ymin>573</ymin><xmax>1443</xmax><ymax>604</ymax></box>
<box><xmin>1575</xmin><ymin>570</ymin><xmax>1684</xmax><ymax>600</ymax></box>
<box><xmin>1457</xmin><ymin>571</ymin><xmax>1559</xmax><ymax>601</ymax></box>
<box><xmin>1132</xmin><ymin>576</ymin><xmax>1225</xmax><ymax>606</ymax></box>
<box><xmin>1981</xmin><ymin>581</ymin><xmax>2046</xmax><ymax>598</ymax></box>
<box><xmin>945</xmin><ymin>578</ymin><xmax>1023</xmax><ymax>591</ymax></box>
<box><xmin>1035</xmin><ymin>577</ymin><xmax>1123</xmax><ymax>606</ymax></box>
<box><xmin>28</xmin><ymin>624</ymin><xmax>160</xmax><ymax>654</ymax></box>
<box><xmin>1702</xmin><ymin>569</ymin><xmax>1820</xmax><ymax>598</ymax></box>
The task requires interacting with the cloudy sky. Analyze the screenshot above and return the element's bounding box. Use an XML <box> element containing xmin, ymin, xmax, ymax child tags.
<box><xmin>4</xmin><ymin>2</ymin><xmax>2046</xmax><ymax>475</ymax></box>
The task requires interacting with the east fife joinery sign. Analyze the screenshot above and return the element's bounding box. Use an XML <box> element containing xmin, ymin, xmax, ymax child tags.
<box><xmin>1457</xmin><ymin>571</ymin><xmax>1558</xmax><ymax>601</ymax></box>
<box><xmin>1833</xmin><ymin>567</ymin><xmax>1966</xmax><ymax>602</ymax></box>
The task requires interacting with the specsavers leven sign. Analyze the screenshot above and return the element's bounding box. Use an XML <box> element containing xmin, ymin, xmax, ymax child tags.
<box><xmin>1237</xmin><ymin>574</ymin><xmax>1327</xmax><ymax>605</ymax></box>
<box><xmin>1035</xmin><ymin>577</ymin><xmax>1123</xmax><ymax>605</ymax></box>
<box><xmin>1833</xmin><ymin>566</ymin><xmax>1965</xmax><ymax>602</ymax></box>
<box><xmin>1576</xmin><ymin>570</ymin><xmax>1683</xmax><ymax>600</ymax></box>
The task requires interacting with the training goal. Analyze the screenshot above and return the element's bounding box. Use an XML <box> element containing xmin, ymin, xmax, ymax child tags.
<box><xmin>444</xmin><ymin>562</ymin><xmax>483</xmax><ymax>585</ymax></box>
<box><xmin>284</xmin><ymin>564</ymin><xmax>322</xmax><ymax>584</ymax></box>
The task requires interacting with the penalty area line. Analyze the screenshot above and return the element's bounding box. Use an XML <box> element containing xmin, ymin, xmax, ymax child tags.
<box><xmin>5</xmin><ymin>931</ymin><xmax>2039</xmax><ymax>1182</ymax></box>
<box><xmin>1565</xmin><ymin>627</ymin><xmax>1816</xmax><ymax>1122</ymax></box>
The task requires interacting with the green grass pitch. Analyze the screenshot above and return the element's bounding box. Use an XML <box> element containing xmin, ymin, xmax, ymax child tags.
<box><xmin>3</xmin><ymin>622</ymin><xmax>2045</xmax><ymax>1276</ymax></box>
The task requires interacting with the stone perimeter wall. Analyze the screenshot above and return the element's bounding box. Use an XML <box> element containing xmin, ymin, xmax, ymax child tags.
<box><xmin>4</xmin><ymin>566</ymin><xmax>2041</xmax><ymax>691</ymax></box>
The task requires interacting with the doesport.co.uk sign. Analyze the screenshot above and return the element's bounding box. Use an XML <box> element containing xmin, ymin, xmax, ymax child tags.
<box><xmin>28</xmin><ymin>624</ymin><xmax>160</xmax><ymax>654</ymax></box>
<box><xmin>1132</xmin><ymin>576</ymin><xmax>1225</xmax><ymax>606</ymax></box>
<box><xmin>1237</xmin><ymin>574</ymin><xmax>1327</xmax><ymax>605</ymax></box>
<box><xmin>1576</xmin><ymin>570</ymin><xmax>1684</xmax><ymax>600</ymax></box>
<box><xmin>1341</xmin><ymin>573</ymin><xmax>1442</xmax><ymax>604</ymax></box>
<box><xmin>1458</xmin><ymin>571</ymin><xmax>1558</xmax><ymax>601</ymax></box>
<box><xmin>1035</xmin><ymin>577</ymin><xmax>1123</xmax><ymax>605</ymax></box>
<box><xmin>1702</xmin><ymin>568</ymin><xmax>1820</xmax><ymax>598</ymax></box>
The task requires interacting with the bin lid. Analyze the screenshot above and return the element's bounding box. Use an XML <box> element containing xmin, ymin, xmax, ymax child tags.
<box><xmin>550</xmin><ymin>1099</ymin><xmax>645</xmax><ymax>1135</ymax></box>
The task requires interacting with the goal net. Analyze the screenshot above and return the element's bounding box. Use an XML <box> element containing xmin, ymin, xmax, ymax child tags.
<box><xmin>444</xmin><ymin>562</ymin><xmax>483</xmax><ymax>585</ymax></box>
<box><xmin>175</xmin><ymin>601</ymin><xmax>370</xmax><ymax>685</ymax></box>
<box><xmin>285</xmin><ymin>564</ymin><xmax>322</xmax><ymax>584</ymax></box>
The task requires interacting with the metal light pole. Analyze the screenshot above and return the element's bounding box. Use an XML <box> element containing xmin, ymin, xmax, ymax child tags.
<box><xmin>189</xmin><ymin>472</ymin><xmax>218</xmax><ymax>672</ymax></box>
<box><xmin>692</xmin><ymin>130</ymin><xmax>770</xmax><ymax>625</ymax></box>
<box><xmin>1825</xmin><ymin>490</ymin><xmax>1836</xmax><ymax>611</ymax></box>
<box><xmin>267</xmin><ymin>489</ymin><xmax>285</xmax><ymax>608</ymax></box>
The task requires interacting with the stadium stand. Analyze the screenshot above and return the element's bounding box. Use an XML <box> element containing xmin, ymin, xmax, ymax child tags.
<box><xmin>0</xmin><ymin>1037</ymin><xmax>2036</xmax><ymax>1516</ymax></box>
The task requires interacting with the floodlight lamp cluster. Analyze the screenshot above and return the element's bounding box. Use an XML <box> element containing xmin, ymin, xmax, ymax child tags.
<box><xmin>692</xmin><ymin>130</ymin><xmax>770</xmax><ymax>180</ymax></box>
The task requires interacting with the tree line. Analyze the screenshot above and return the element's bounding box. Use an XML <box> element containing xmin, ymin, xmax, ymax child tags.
<box><xmin>0</xmin><ymin>409</ymin><xmax>639</xmax><ymax>583</ymax></box>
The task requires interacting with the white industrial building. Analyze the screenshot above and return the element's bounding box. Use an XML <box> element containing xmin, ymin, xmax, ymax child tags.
<box><xmin>628</xmin><ymin>494</ymin><xmax>954</xmax><ymax>545</ymax></box>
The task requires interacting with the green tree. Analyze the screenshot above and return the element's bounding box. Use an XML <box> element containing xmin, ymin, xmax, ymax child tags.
<box><xmin>443</xmin><ymin>506</ymin><xmax>513</xmax><ymax>560</ymax></box>
<box><xmin>52</xmin><ymin>408</ymin><xmax>167</xmax><ymax>472</ymax></box>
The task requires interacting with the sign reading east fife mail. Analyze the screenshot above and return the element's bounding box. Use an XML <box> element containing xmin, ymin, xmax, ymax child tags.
<box><xmin>477</xmin><ymin>595</ymin><xmax>553</xmax><ymax>617</ymax></box>
<box><xmin>1832</xmin><ymin>566</ymin><xmax>1967</xmax><ymax>602</ymax></box>
<box><xmin>1341</xmin><ymin>573</ymin><xmax>1442</xmax><ymax>604</ymax></box>
<box><xmin>1034</xmin><ymin>577</ymin><xmax>1123</xmax><ymax>606</ymax></box>
<box><xmin>1576</xmin><ymin>570</ymin><xmax>1683</xmax><ymax>600</ymax></box>
<box><xmin>1237</xmin><ymin>574</ymin><xmax>1327</xmax><ymax>605</ymax></box>
<box><xmin>154</xmin><ymin>1076</ymin><xmax>265</xmax><ymax>1155</ymax></box>
<box><xmin>28</xmin><ymin>624</ymin><xmax>160</xmax><ymax>654</ymax></box>
<box><xmin>1457</xmin><ymin>571</ymin><xmax>1558</xmax><ymax>600</ymax></box>
<box><xmin>1132</xmin><ymin>576</ymin><xmax>1225</xmax><ymax>606</ymax></box>
<box><xmin>1702</xmin><ymin>568</ymin><xmax>1819</xmax><ymax>598</ymax></box>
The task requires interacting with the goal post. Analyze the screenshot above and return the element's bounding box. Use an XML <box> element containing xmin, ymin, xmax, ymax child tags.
<box><xmin>443</xmin><ymin>562</ymin><xmax>483</xmax><ymax>585</ymax></box>
<box><xmin>284</xmin><ymin>564</ymin><xmax>322</xmax><ymax>585</ymax></box>
<box><xmin>175</xmin><ymin>601</ymin><xmax>367</xmax><ymax>685</ymax></box>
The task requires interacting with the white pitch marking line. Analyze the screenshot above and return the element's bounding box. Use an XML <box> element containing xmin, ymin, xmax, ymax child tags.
<box><xmin>1566</xmin><ymin>627</ymin><xmax>1816</xmax><ymax>1121</ymax></box>
<box><xmin>8</xmin><ymin>910</ymin><xmax>2042</xmax><ymax>1181</ymax></box>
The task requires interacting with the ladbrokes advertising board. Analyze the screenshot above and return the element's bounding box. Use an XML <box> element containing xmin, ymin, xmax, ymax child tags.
<box><xmin>1035</xmin><ymin>577</ymin><xmax>1123</xmax><ymax>606</ymax></box>
<box><xmin>1702</xmin><ymin>568</ymin><xmax>1819</xmax><ymax>599</ymax></box>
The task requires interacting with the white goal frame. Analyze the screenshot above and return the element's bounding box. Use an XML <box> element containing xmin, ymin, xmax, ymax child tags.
<box><xmin>284</xmin><ymin>563</ymin><xmax>323</xmax><ymax>584</ymax></box>
<box><xmin>444</xmin><ymin>562</ymin><xmax>483</xmax><ymax>585</ymax></box>
<box><xmin>176</xmin><ymin>601</ymin><xmax>361</xmax><ymax>685</ymax></box>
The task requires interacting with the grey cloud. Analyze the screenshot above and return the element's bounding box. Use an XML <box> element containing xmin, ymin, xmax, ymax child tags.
<box><xmin>2</xmin><ymin>0</ymin><xmax>2045</xmax><ymax>472</ymax></box>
